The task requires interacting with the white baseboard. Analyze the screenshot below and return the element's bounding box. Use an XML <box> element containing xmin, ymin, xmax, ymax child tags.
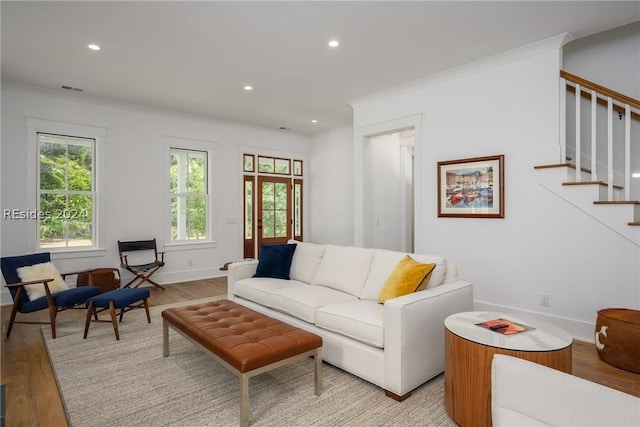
<box><xmin>474</xmin><ymin>300</ymin><xmax>596</xmax><ymax>343</ymax></box>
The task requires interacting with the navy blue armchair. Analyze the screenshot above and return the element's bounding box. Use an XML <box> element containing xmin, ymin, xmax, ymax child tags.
<box><xmin>1</xmin><ymin>252</ymin><xmax>102</xmax><ymax>338</ymax></box>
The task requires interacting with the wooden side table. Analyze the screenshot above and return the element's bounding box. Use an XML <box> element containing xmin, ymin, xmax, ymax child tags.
<box><xmin>444</xmin><ymin>311</ymin><xmax>573</xmax><ymax>427</ymax></box>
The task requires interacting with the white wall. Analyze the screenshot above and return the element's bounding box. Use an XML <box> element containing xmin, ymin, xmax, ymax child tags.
<box><xmin>308</xmin><ymin>126</ymin><xmax>353</xmax><ymax>245</ymax></box>
<box><xmin>345</xmin><ymin>35</ymin><xmax>639</xmax><ymax>341</ymax></box>
<box><xmin>563</xmin><ymin>21</ymin><xmax>640</xmax><ymax>99</ymax></box>
<box><xmin>563</xmin><ymin>21</ymin><xmax>640</xmax><ymax>200</ymax></box>
<box><xmin>1</xmin><ymin>83</ymin><xmax>310</xmax><ymax>304</ymax></box>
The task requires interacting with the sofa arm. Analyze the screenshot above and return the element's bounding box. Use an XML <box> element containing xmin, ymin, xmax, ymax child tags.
<box><xmin>492</xmin><ymin>354</ymin><xmax>640</xmax><ymax>426</ymax></box>
<box><xmin>383</xmin><ymin>280</ymin><xmax>473</xmax><ymax>397</ymax></box>
<box><xmin>227</xmin><ymin>260</ymin><xmax>259</xmax><ymax>299</ymax></box>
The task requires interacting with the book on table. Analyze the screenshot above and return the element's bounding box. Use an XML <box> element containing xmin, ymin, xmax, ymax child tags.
<box><xmin>475</xmin><ymin>318</ymin><xmax>535</xmax><ymax>335</ymax></box>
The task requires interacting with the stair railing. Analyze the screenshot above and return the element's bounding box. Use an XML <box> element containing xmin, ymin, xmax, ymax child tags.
<box><xmin>560</xmin><ymin>70</ymin><xmax>640</xmax><ymax>201</ymax></box>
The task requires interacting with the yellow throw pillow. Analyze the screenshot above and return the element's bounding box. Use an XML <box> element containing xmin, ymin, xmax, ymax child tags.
<box><xmin>378</xmin><ymin>256</ymin><xmax>436</xmax><ymax>303</ymax></box>
<box><xmin>17</xmin><ymin>262</ymin><xmax>69</xmax><ymax>300</ymax></box>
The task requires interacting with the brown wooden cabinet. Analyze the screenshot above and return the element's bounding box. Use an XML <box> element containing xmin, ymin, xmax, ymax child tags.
<box><xmin>77</xmin><ymin>268</ymin><xmax>121</xmax><ymax>293</ymax></box>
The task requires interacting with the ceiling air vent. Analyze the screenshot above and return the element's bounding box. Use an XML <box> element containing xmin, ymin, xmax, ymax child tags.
<box><xmin>61</xmin><ymin>85</ymin><xmax>83</xmax><ymax>92</ymax></box>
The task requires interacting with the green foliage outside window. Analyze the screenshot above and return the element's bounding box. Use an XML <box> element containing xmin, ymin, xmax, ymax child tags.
<box><xmin>261</xmin><ymin>182</ymin><xmax>288</xmax><ymax>238</ymax></box>
<box><xmin>38</xmin><ymin>134</ymin><xmax>93</xmax><ymax>248</ymax></box>
<box><xmin>170</xmin><ymin>149</ymin><xmax>207</xmax><ymax>240</ymax></box>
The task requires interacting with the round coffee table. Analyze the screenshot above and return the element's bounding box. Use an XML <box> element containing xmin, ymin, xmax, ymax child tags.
<box><xmin>444</xmin><ymin>311</ymin><xmax>573</xmax><ymax>427</ymax></box>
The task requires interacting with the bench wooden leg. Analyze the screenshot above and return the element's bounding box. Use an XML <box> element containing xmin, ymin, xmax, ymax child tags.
<box><xmin>240</xmin><ymin>373</ymin><xmax>249</xmax><ymax>427</ymax></box>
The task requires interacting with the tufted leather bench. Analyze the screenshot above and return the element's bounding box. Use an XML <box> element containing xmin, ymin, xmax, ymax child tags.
<box><xmin>162</xmin><ymin>299</ymin><xmax>322</xmax><ymax>426</ymax></box>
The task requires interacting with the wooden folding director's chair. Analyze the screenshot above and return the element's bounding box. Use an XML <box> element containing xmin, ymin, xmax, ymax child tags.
<box><xmin>117</xmin><ymin>239</ymin><xmax>166</xmax><ymax>290</ymax></box>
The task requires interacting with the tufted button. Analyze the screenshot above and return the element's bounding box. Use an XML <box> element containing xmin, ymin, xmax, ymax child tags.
<box><xmin>162</xmin><ymin>299</ymin><xmax>322</xmax><ymax>372</ymax></box>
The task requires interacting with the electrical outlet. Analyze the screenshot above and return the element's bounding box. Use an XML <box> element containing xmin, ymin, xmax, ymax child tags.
<box><xmin>540</xmin><ymin>294</ymin><xmax>550</xmax><ymax>307</ymax></box>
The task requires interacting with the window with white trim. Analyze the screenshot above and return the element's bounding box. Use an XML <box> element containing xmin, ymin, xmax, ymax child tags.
<box><xmin>25</xmin><ymin>118</ymin><xmax>106</xmax><ymax>254</ymax></box>
<box><xmin>164</xmin><ymin>136</ymin><xmax>216</xmax><ymax>247</ymax></box>
<box><xmin>169</xmin><ymin>148</ymin><xmax>209</xmax><ymax>241</ymax></box>
<box><xmin>38</xmin><ymin>133</ymin><xmax>95</xmax><ymax>248</ymax></box>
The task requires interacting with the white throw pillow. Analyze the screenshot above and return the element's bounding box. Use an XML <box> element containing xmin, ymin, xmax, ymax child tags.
<box><xmin>17</xmin><ymin>262</ymin><xmax>69</xmax><ymax>300</ymax></box>
<box><xmin>287</xmin><ymin>239</ymin><xmax>325</xmax><ymax>284</ymax></box>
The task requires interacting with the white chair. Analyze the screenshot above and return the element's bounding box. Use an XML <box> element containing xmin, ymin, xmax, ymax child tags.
<box><xmin>491</xmin><ymin>354</ymin><xmax>640</xmax><ymax>426</ymax></box>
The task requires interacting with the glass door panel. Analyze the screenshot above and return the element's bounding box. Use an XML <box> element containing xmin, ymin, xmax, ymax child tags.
<box><xmin>257</xmin><ymin>176</ymin><xmax>291</xmax><ymax>253</ymax></box>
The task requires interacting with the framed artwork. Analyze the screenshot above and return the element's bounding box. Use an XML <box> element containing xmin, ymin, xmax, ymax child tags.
<box><xmin>437</xmin><ymin>154</ymin><xmax>504</xmax><ymax>218</ymax></box>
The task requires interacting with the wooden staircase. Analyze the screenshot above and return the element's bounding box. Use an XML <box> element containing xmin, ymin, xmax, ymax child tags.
<box><xmin>537</xmin><ymin>71</ymin><xmax>640</xmax><ymax>243</ymax></box>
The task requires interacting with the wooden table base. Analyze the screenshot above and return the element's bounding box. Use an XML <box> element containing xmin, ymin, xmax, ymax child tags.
<box><xmin>444</xmin><ymin>328</ymin><xmax>572</xmax><ymax>427</ymax></box>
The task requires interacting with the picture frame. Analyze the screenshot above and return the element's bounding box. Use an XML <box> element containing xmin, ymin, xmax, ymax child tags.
<box><xmin>437</xmin><ymin>154</ymin><xmax>504</xmax><ymax>218</ymax></box>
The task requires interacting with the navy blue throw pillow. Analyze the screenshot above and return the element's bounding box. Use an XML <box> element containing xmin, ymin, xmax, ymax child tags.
<box><xmin>253</xmin><ymin>243</ymin><xmax>297</xmax><ymax>280</ymax></box>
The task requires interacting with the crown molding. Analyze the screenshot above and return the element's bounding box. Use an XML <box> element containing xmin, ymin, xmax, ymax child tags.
<box><xmin>349</xmin><ymin>33</ymin><xmax>574</xmax><ymax>109</ymax></box>
<box><xmin>1</xmin><ymin>80</ymin><xmax>309</xmax><ymax>138</ymax></box>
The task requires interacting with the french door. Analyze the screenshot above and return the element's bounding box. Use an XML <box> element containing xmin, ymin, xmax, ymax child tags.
<box><xmin>243</xmin><ymin>154</ymin><xmax>303</xmax><ymax>259</ymax></box>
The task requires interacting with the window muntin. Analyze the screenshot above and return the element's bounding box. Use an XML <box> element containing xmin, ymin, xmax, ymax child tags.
<box><xmin>38</xmin><ymin>133</ymin><xmax>94</xmax><ymax>248</ymax></box>
<box><xmin>170</xmin><ymin>148</ymin><xmax>208</xmax><ymax>241</ymax></box>
<box><xmin>257</xmin><ymin>156</ymin><xmax>291</xmax><ymax>175</ymax></box>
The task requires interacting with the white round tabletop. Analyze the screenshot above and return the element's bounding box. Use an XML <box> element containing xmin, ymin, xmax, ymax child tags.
<box><xmin>444</xmin><ymin>311</ymin><xmax>573</xmax><ymax>352</ymax></box>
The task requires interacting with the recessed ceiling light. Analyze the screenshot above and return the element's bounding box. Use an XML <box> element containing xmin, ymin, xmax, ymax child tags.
<box><xmin>632</xmin><ymin>172</ymin><xmax>640</xmax><ymax>178</ymax></box>
<box><xmin>311</xmin><ymin>119</ymin><xmax>318</xmax><ymax>124</ymax></box>
<box><xmin>87</xmin><ymin>44</ymin><xmax>101</xmax><ymax>51</ymax></box>
<box><xmin>328</xmin><ymin>40</ymin><xmax>340</xmax><ymax>48</ymax></box>
<box><xmin>243</xmin><ymin>85</ymin><xmax>253</xmax><ymax>91</ymax></box>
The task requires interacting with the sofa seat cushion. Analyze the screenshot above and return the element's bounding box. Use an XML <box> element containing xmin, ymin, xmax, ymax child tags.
<box><xmin>316</xmin><ymin>300</ymin><xmax>384</xmax><ymax>348</ymax></box>
<box><xmin>311</xmin><ymin>245</ymin><xmax>374</xmax><ymax>297</ymax></box>
<box><xmin>287</xmin><ymin>239</ymin><xmax>325</xmax><ymax>284</ymax></box>
<box><xmin>269</xmin><ymin>284</ymin><xmax>358</xmax><ymax>323</ymax></box>
<box><xmin>361</xmin><ymin>249</ymin><xmax>447</xmax><ymax>301</ymax></box>
<box><xmin>233</xmin><ymin>277</ymin><xmax>302</xmax><ymax>306</ymax></box>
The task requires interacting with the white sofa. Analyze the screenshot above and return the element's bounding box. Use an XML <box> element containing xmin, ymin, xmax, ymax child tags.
<box><xmin>228</xmin><ymin>241</ymin><xmax>473</xmax><ymax>399</ymax></box>
<box><xmin>492</xmin><ymin>354</ymin><xmax>640</xmax><ymax>426</ymax></box>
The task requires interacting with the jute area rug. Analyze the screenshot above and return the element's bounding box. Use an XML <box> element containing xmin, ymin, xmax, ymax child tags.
<box><xmin>43</xmin><ymin>297</ymin><xmax>456</xmax><ymax>427</ymax></box>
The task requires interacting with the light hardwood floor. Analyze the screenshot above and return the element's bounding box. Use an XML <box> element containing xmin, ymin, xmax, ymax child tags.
<box><xmin>2</xmin><ymin>278</ymin><xmax>639</xmax><ymax>426</ymax></box>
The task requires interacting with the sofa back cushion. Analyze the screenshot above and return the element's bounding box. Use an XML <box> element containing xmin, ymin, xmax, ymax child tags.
<box><xmin>311</xmin><ymin>245</ymin><xmax>374</xmax><ymax>297</ymax></box>
<box><xmin>287</xmin><ymin>239</ymin><xmax>325</xmax><ymax>284</ymax></box>
<box><xmin>360</xmin><ymin>249</ymin><xmax>447</xmax><ymax>301</ymax></box>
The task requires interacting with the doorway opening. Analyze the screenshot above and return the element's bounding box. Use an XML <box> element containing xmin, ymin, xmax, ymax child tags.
<box><xmin>365</xmin><ymin>129</ymin><xmax>415</xmax><ymax>252</ymax></box>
